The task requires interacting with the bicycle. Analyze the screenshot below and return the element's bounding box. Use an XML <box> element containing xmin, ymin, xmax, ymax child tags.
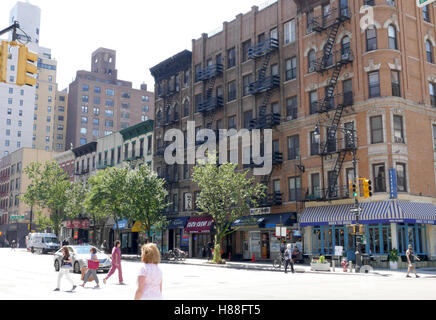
<box><xmin>273</xmin><ymin>254</ymin><xmax>286</xmax><ymax>269</ymax></box>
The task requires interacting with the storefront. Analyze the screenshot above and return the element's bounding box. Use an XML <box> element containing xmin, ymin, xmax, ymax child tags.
<box><xmin>232</xmin><ymin>213</ymin><xmax>297</xmax><ymax>261</ymax></box>
<box><xmin>167</xmin><ymin>216</ymin><xmax>190</xmax><ymax>254</ymax></box>
<box><xmin>64</xmin><ymin>219</ymin><xmax>90</xmax><ymax>245</ymax></box>
<box><xmin>184</xmin><ymin>216</ymin><xmax>214</xmax><ymax>258</ymax></box>
<box><xmin>300</xmin><ymin>201</ymin><xmax>436</xmax><ymax>260</ymax></box>
<box><xmin>111</xmin><ymin>219</ymin><xmax>138</xmax><ymax>255</ymax></box>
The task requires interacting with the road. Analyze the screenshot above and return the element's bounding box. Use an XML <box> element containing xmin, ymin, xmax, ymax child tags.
<box><xmin>0</xmin><ymin>248</ymin><xmax>436</xmax><ymax>300</ymax></box>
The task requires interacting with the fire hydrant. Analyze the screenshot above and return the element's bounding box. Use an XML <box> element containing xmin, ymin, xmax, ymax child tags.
<box><xmin>341</xmin><ymin>259</ymin><xmax>349</xmax><ymax>272</ymax></box>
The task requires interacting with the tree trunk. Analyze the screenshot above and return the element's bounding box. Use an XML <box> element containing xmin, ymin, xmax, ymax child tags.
<box><xmin>213</xmin><ymin>233</ymin><xmax>223</xmax><ymax>264</ymax></box>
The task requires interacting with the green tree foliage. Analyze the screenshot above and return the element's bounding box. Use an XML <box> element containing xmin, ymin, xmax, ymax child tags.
<box><xmin>192</xmin><ymin>158</ymin><xmax>265</xmax><ymax>263</ymax></box>
<box><xmin>23</xmin><ymin>161</ymin><xmax>71</xmax><ymax>236</ymax></box>
<box><xmin>125</xmin><ymin>165</ymin><xmax>168</xmax><ymax>242</ymax></box>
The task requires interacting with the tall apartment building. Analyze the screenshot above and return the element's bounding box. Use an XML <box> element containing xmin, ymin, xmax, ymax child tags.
<box><xmin>33</xmin><ymin>47</ymin><xmax>58</xmax><ymax>151</ymax></box>
<box><xmin>53</xmin><ymin>89</ymin><xmax>68</xmax><ymax>152</ymax></box>
<box><xmin>66</xmin><ymin>48</ymin><xmax>155</xmax><ymax>149</ymax></box>
<box><xmin>152</xmin><ymin>0</ymin><xmax>436</xmax><ymax>265</ymax></box>
<box><xmin>0</xmin><ymin>2</ymin><xmax>41</xmax><ymax>157</ymax></box>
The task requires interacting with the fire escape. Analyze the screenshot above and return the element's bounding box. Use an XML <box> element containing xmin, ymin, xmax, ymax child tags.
<box><xmin>311</xmin><ymin>5</ymin><xmax>354</xmax><ymax>200</ymax></box>
<box><xmin>247</xmin><ymin>37</ymin><xmax>282</xmax><ymax>208</ymax></box>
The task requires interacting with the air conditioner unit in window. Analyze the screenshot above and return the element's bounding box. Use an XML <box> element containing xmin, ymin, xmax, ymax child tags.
<box><xmin>309</xmin><ymin>66</ymin><xmax>316</xmax><ymax>73</ymax></box>
<box><xmin>286</xmin><ymin>116</ymin><xmax>294</xmax><ymax>121</ymax></box>
<box><xmin>394</xmin><ymin>137</ymin><xmax>404</xmax><ymax>144</ymax></box>
<box><xmin>341</xmin><ymin>53</ymin><xmax>350</xmax><ymax>61</ymax></box>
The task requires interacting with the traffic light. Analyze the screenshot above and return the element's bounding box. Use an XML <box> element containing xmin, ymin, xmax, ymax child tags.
<box><xmin>0</xmin><ymin>41</ymin><xmax>9</xmax><ymax>83</ymax></box>
<box><xmin>74</xmin><ymin>231</ymin><xmax>78</xmax><ymax>240</ymax></box>
<box><xmin>363</xmin><ymin>179</ymin><xmax>373</xmax><ymax>198</ymax></box>
<box><xmin>16</xmin><ymin>44</ymin><xmax>37</xmax><ymax>86</ymax></box>
<box><xmin>350</xmin><ymin>180</ymin><xmax>358</xmax><ymax>198</ymax></box>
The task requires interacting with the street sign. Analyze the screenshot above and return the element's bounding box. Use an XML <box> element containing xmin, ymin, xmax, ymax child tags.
<box><xmin>417</xmin><ymin>0</ymin><xmax>436</xmax><ymax>8</ymax></box>
<box><xmin>10</xmin><ymin>216</ymin><xmax>24</xmax><ymax>220</ymax></box>
<box><xmin>389</xmin><ymin>168</ymin><xmax>398</xmax><ymax>199</ymax></box>
<box><xmin>250</xmin><ymin>207</ymin><xmax>271</xmax><ymax>215</ymax></box>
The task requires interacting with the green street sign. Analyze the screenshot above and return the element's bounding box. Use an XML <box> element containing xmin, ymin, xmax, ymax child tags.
<box><xmin>10</xmin><ymin>216</ymin><xmax>25</xmax><ymax>220</ymax></box>
<box><xmin>417</xmin><ymin>0</ymin><xmax>435</xmax><ymax>8</ymax></box>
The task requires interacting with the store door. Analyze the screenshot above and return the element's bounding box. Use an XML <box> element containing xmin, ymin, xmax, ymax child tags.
<box><xmin>261</xmin><ymin>232</ymin><xmax>270</xmax><ymax>260</ymax></box>
<box><xmin>169</xmin><ymin>230</ymin><xmax>174</xmax><ymax>251</ymax></box>
<box><xmin>243</xmin><ymin>240</ymin><xmax>250</xmax><ymax>260</ymax></box>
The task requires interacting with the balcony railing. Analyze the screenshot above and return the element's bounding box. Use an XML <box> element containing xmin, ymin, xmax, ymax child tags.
<box><xmin>248</xmin><ymin>38</ymin><xmax>279</xmax><ymax>59</ymax></box>
<box><xmin>249</xmin><ymin>113</ymin><xmax>281</xmax><ymax>130</ymax></box>
<box><xmin>304</xmin><ymin>185</ymin><xmax>352</xmax><ymax>202</ymax></box>
<box><xmin>197</xmin><ymin>64</ymin><xmax>223</xmax><ymax>81</ymax></box>
<box><xmin>315</xmin><ymin>50</ymin><xmax>354</xmax><ymax>72</ymax></box>
<box><xmin>249</xmin><ymin>75</ymin><xmax>280</xmax><ymax>95</ymax></box>
<box><xmin>198</xmin><ymin>97</ymin><xmax>224</xmax><ymax>114</ymax></box>
<box><xmin>258</xmin><ymin>192</ymin><xmax>283</xmax><ymax>207</ymax></box>
<box><xmin>309</xmin><ymin>6</ymin><xmax>351</xmax><ymax>32</ymax></box>
<box><xmin>311</xmin><ymin>91</ymin><xmax>354</xmax><ymax>114</ymax></box>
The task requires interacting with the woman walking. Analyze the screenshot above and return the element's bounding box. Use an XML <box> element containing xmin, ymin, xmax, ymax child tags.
<box><xmin>134</xmin><ymin>243</ymin><xmax>163</xmax><ymax>300</ymax></box>
<box><xmin>54</xmin><ymin>246</ymin><xmax>76</xmax><ymax>292</ymax></box>
<box><xmin>80</xmin><ymin>247</ymin><xmax>100</xmax><ymax>289</ymax></box>
<box><xmin>103</xmin><ymin>240</ymin><xmax>124</xmax><ymax>285</ymax></box>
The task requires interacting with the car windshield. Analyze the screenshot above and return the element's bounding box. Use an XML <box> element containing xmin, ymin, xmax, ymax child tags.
<box><xmin>43</xmin><ymin>237</ymin><xmax>59</xmax><ymax>244</ymax></box>
<box><xmin>73</xmin><ymin>246</ymin><xmax>100</xmax><ymax>254</ymax></box>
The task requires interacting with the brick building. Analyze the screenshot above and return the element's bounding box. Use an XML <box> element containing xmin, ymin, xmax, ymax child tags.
<box><xmin>152</xmin><ymin>0</ymin><xmax>436</xmax><ymax>266</ymax></box>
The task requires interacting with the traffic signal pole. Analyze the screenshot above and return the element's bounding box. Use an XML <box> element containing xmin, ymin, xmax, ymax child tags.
<box><xmin>0</xmin><ymin>21</ymin><xmax>20</xmax><ymax>40</ymax></box>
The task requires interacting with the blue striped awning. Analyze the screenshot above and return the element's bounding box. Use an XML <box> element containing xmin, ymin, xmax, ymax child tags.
<box><xmin>300</xmin><ymin>201</ymin><xmax>436</xmax><ymax>227</ymax></box>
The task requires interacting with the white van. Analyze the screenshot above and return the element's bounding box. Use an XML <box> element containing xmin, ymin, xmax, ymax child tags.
<box><xmin>28</xmin><ymin>233</ymin><xmax>61</xmax><ymax>254</ymax></box>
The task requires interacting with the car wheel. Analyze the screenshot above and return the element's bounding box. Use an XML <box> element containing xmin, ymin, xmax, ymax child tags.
<box><xmin>74</xmin><ymin>261</ymin><xmax>81</xmax><ymax>274</ymax></box>
<box><xmin>31</xmin><ymin>247</ymin><xmax>34</xmax><ymax>254</ymax></box>
<box><xmin>54</xmin><ymin>260</ymin><xmax>60</xmax><ymax>272</ymax></box>
<box><xmin>41</xmin><ymin>249</ymin><xmax>45</xmax><ymax>255</ymax></box>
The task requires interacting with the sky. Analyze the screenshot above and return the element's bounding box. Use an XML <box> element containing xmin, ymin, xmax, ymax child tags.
<box><xmin>0</xmin><ymin>0</ymin><xmax>270</xmax><ymax>91</ymax></box>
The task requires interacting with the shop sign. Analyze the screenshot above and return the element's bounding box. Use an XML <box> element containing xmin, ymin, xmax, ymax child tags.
<box><xmin>131</xmin><ymin>221</ymin><xmax>144</xmax><ymax>232</ymax></box>
<box><xmin>389</xmin><ymin>168</ymin><xmax>398</xmax><ymax>199</ymax></box>
<box><xmin>250</xmin><ymin>207</ymin><xmax>271</xmax><ymax>216</ymax></box>
<box><xmin>417</xmin><ymin>0</ymin><xmax>436</xmax><ymax>8</ymax></box>
<box><xmin>275</xmin><ymin>227</ymin><xmax>287</xmax><ymax>237</ymax></box>
<box><xmin>184</xmin><ymin>193</ymin><xmax>193</xmax><ymax>211</ymax></box>
<box><xmin>65</xmin><ymin>219</ymin><xmax>90</xmax><ymax>229</ymax></box>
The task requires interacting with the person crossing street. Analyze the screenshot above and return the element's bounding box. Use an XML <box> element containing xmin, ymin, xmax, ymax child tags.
<box><xmin>103</xmin><ymin>240</ymin><xmax>124</xmax><ymax>285</ymax></box>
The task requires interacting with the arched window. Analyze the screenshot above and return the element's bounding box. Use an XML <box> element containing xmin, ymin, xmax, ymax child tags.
<box><xmin>426</xmin><ymin>40</ymin><xmax>434</xmax><ymax>63</ymax></box>
<box><xmin>323</xmin><ymin>44</ymin><xmax>333</xmax><ymax>67</ymax></box>
<box><xmin>165</xmin><ymin>106</ymin><xmax>171</xmax><ymax>124</ymax></box>
<box><xmin>157</xmin><ymin>110</ymin><xmax>162</xmax><ymax>126</ymax></box>
<box><xmin>388</xmin><ymin>25</ymin><xmax>397</xmax><ymax>50</ymax></box>
<box><xmin>173</xmin><ymin>103</ymin><xmax>179</xmax><ymax>121</ymax></box>
<box><xmin>366</xmin><ymin>27</ymin><xmax>377</xmax><ymax>52</ymax></box>
<box><xmin>308</xmin><ymin>50</ymin><xmax>316</xmax><ymax>72</ymax></box>
<box><xmin>341</xmin><ymin>36</ymin><xmax>351</xmax><ymax>55</ymax></box>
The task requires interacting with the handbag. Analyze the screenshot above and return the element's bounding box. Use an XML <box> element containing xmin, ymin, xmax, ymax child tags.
<box><xmin>88</xmin><ymin>260</ymin><xmax>99</xmax><ymax>270</ymax></box>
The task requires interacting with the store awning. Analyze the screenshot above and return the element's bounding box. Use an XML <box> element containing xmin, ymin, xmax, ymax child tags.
<box><xmin>232</xmin><ymin>213</ymin><xmax>297</xmax><ymax>229</ymax></box>
<box><xmin>168</xmin><ymin>216</ymin><xmax>190</xmax><ymax>230</ymax></box>
<box><xmin>300</xmin><ymin>201</ymin><xmax>436</xmax><ymax>227</ymax></box>
<box><xmin>112</xmin><ymin>219</ymin><xmax>129</xmax><ymax>230</ymax></box>
<box><xmin>184</xmin><ymin>216</ymin><xmax>214</xmax><ymax>234</ymax></box>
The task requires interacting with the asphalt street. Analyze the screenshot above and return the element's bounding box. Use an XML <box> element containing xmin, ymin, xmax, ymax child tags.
<box><xmin>0</xmin><ymin>248</ymin><xmax>435</xmax><ymax>300</ymax></box>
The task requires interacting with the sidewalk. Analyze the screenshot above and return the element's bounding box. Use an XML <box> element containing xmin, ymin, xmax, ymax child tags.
<box><xmin>121</xmin><ymin>254</ymin><xmax>436</xmax><ymax>277</ymax></box>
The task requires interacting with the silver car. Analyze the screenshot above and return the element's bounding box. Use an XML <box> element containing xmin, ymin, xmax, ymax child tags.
<box><xmin>53</xmin><ymin>245</ymin><xmax>112</xmax><ymax>274</ymax></box>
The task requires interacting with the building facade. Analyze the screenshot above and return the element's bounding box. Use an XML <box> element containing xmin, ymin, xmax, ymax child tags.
<box><xmin>66</xmin><ymin>48</ymin><xmax>155</xmax><ymax>149</ymax></box>
<box><xmin>151</xmin><ymin>0</ymin><xmax>436</xmax><ymax>265</ymax></box>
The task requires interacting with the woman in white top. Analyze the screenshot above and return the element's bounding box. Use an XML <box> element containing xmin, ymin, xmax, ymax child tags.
<box><xmin>134</xmin><ymin>243</ymin><xmax>163</xmax><ymax>300</ymax></box>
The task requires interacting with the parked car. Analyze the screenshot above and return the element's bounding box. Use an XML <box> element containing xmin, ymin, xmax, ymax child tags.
<box><xmin>28</xmin><ymin>233</ymin><xmax>61</xmax><ymax>254</ymax></box>
<box><xmin>53</xmin><ymin>245</ymin><xmax>112</xmax><ymax>274</ymax></box>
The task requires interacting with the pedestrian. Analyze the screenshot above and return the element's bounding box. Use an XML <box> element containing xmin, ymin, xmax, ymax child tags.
<box><xmin>103</xmin><ymin>240</ymin><xmax>124</xmax><ymax>285</ymax></box>
<box><xmin>80</xmin><ymin>247</ymin><xmax>100</xmax><ymax>289</ymax></box>
<box><xmin>11</xmin><ymin>240</ymin><xmax>16</xmax><ymax>251</ymax></box>
<box><xmin>62</xmin><ymin>239</ymin><xmax>68</xmax><ymax>247</ymax></box>
<box><xmin>207</xmin><ymin>241</ymin><xmax>213</xmax><ymax>261</ymax></box>
<box><xmin>280</xmin><ymin>241</ymin><xmax>286</xmax><ymax>259</ymax></box>
<box><xmin>134</xmin><ymin>243</ymin><xmax>163</xmax><ymax>300</ymax></box>
<box><xmin>101</xmin><ymin>240</ymin><xmax>108</xmax><ymax>254</ymax></box>
<box><xmin>284</xmin><ymin>244</ymin><xmax>295</xmax><ymax>274</ymax></box>
<box><xmin>406</xmin><ymin>244</ymin><xmax>421</xmax><ymax>278</ymax></box>
<box><xmin>5</xmin><ymin>239</ymin><xmax>9</xmax><ymax>248</ymax></box>
<box><xmin>54</xmin><ymin>246</ymin><xmax>76</xmax><ymax>292</ymax></box>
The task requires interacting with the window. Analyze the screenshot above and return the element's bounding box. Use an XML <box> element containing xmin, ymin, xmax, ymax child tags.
<box><xmin>270</xmin><ymin>27</ymin><xmax>278</xmax><ymax>41</ymax></box>
<box><xmin>81</xmin><ymin>117</ymin><xmax>88</xmax><ymax>124</ymax></box>
<box><xmin>288</xmin><ymin>177</ymin><xmax>302</xmax><ymax>202</ymax></box>
<box><xmin>243</xmin><ymin>74</ymin><xmax>252</xmax><ymax>96</ymax></box>
<box><xmin>58</xmin><ymin>106</ymin><xmax>65</xmax><ymax>113</ymax></box>
<box><xmin>105</xmin><ymin>120</ymin><xmax>114</xmax><ymax>128</ymax></box>
<box><xmin>184</xmin><ymin>70</ymin><xmax>190</xmax><ymax>87</ymax></box>
<box><xmin>286</xmin><ymin>96</ymin><xmax>298</xmax><ymax>120</ymax></box>
<box><xmin>105</xmin><ymin>110</ymin><xmax>114</xmax><ymax>117</ymax></box>
<box><xmin>368</xmin><ymin>71</ymin><xmax>381</xmax><ymax>98</ymax></box>
<box><xmin>92</xmin><ymin>129</ymin><xmax>99</xmax><ymax>137</ymax></box>
<box><xmin>80</xmin><ymin>138</ymin><xmax>87</xmax><ymax>146</ymax></box>
<box><xmin>396</xmin><ymin>163</ymin><xmax>407</xmax><ymax>192</ymax></box>
<box><xmin>423</xmin><ymin>5</ymin><xmax>431</xmax><ymax>23</ymax></box>
<box><xmin>310</xmin><ymin>131</ymin><xmax>320</xmax><ymax>156</ymax></box>
<box><xmin>370</xmin><ymin>116</ymin><xmax>384</xmax><ymax>144</ymax></box>
<box><xmin>366</xmin><ymin>28</ymin><xmax>377</xmax><ymax>52</ymax></box>
<box><xmin>243</xmin><ymin>111</ymin><xmax>253</xmax><ymax>129</ymax></box>
<box><xmin>82</xmin><ymin>95</ymin><xmax>89</xmax><ymax>103</ymax></box>
<box><xmin>94</xmin><ymin>97</ymin><xmax>101</xmax><ymax>105</ymax></box>
<box><xmin>93</xmin><ymin>118</ymin><xmax>99</xmax><ymax>126</ymax></box>
<box><xmin>80</xmin><ymin>128</ymin><xmax>87</xmax><ymax>135</ymax></box>
<box><xmin>7</xmin><ymin>108</ymin><xmax>11</xmax><ymax>115</ymax></box>
<box><xmin>285</xmin><ymin>57</ymin><xmax>297</xmax><ymax>81</ymax></box>
<box><xmin>284</xmin><ymin>19</ymin><xmax>296</xmax><ymax>45</ymax></box>
<box><xmin>81</xmin><ymin>106</ymin><xmax>88</xmax><ymax>113</ymax></box>
<box><xmin>307</xmin><ymin>10</ymin><xmax>314</xmax><ymax>34</ymax></box>
<box><xmin>388</xmin><ymin>25</ymin><xmax>398</xmax><ymax>50</ymax></box>
<box><xmin>344</xmin><ymin>122</ymin><xmax>355</xmax><ymax>149</ymax></box>
<box><xmin>309</xmin><ymin>90</ymin><xmax>318</xmax><ymax>114</ymax></box>
<box><xmin>82</xmin><ymin>84</ymin><xmax>89</xmax><ymax>92</ymax></box>
<box><xmin>147</xmin><ymin>136</ymin><xmax>152</xmax><ymax>154</ymax></box>
<box><xmin>105</xmin><ymin>99</ymin><xmax>114</xmax><ymax>107</ymax></box>
<box><xmin>228</xmin><ymin>80</ymin><xmax>237</xmax><ymax>102</ymax></box>
<box><xmin>341</xmin><ymin>36</ymin><xmax>351</xmax><ymax>55</ymax></box>
<box><xmin>94</xmin><ymin>86</ymin><xmax>101</xmax><ymax>94</ymax></box>
<box><xmin>391</xmin><ymin>71</ymin><xmax>401</xmax><ymax>97</ymax></box>
<box><xmin>271</xmin><ymin>64</ymin><xmax>279</xmax><ymax>77</ymax></box>
<box><xmin>93</xmin><ymin>107</ymin><xmax>100</xmax><ymax>115</ymax></box>
<box><xmin>272</xmin><ymin>102</ymin><xmax>280</xmax><ymax>116</ymax></box>
<box><xmin>242</xmin><ymin>40</ymin><xmax>251</xmax><ymax>63</ymax></box>
<box><xmin>433</xmin><ymin>125</ymin><xmax>436</xmax><ymax>150</ymax></box>
<box><xmin>426</xmin><ymin>40</ymin><xmax>433</xmax><ymax>64</ymax></box>
<box><xmin>195</xmin><ymin>94</ymin><xmax>202</xmax><ymax>113</ymax></box>
<box><xmin>195</xmin><ymin>64</ymin><xmax>202</xmax><ymax>82</ymax></box>
<box><xmin>106</xmin><ymin>89</ymin><xmax>115</xmax><ymax>96</ymax></box>
<box><xmin>310</xmin><ymin>173</ymin><xmax>321</xmax><ymax>199</ymax></box>
<box><xmin>287</xmin><ymin>135</ymin><xmax>300</xmax><ymax>160</ymax></box>
<box><xmin>308</xmin><ymin>50</ymin><xmax>316</xmax><ymax>72</ymax></box>
<box><xmin>18</xmin><ymin>120</ymin><xmax>22</xmax><ymax>127</ymax></box>
<box><xmin>430</xmin><ymin>83</ymin><xmax>436</xmax><ymax>107</ymax></box>
<box><xmin>227</xmin><ymin>48</ymin><xmax>236</xmax><ymax>69</ymax></box>
<box><xmin>183</xmin><ymin>100</ymin><xmax>189</xmax><ymax>117</ymax></box>
<box><xmin>393</xmin><ymin>115</ymin><xmax>404</xmax><ymax>143</ymax></box>
<box><xmin>228</xmin><ymin>116</ymin><xmax>236</xmax><ymax>130</ymax></box>
<box><xmin>373</xmin><ymin>164</ymin><xmax>386</xmax><ymax>193</ymax></box>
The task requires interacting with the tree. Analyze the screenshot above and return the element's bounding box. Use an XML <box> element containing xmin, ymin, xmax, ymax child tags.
<box><xmin>192</xmin><ymin>158</ymin><xmax>266</xmax><ymax>264</ymax></box>
<box><xmin>85</xmin><ymin>167</ymin><xmax>129</xmax><ymax>241</ymax></box>
<box><xmin>64</xmin><ymin>181</ymin><xmax>89</xmax><ymax>240</ymax></box>
<box><xmin>125</xmin><ymin>165</ymin><xmax>168</xmax><ymax>243</ymax></box>
<box><xmin>23</xmin><ymin>161</ymin><xmax>71</xmax><ymax>236</ymax></box>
